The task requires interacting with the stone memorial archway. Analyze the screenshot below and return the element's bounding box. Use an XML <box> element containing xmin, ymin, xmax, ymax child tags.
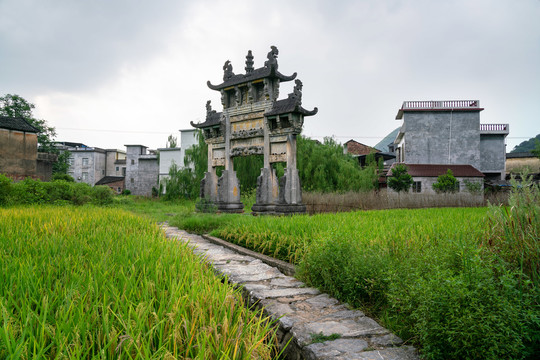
<box><xmin>191</xmin><ymin>46</ymin><xmax>317</xmax><ymax>214</ymax></box>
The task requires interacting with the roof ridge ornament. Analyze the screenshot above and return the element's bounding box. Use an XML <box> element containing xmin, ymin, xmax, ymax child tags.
<box><xmin>288</xmin><ymin>79</ymin><xmax>303</xmax><ymax>106</ymax></box>
<box><xmin>205</xmin><ymin>100</ymin><xmax>217</xmax><ymax>119</ymax></box>
<box><xmin>223</xmin><ymin>60</ymin><xmax>234</xmax><ymax>81</ymax></box>
<box><xmin>264</xmin><ymin>46</ymin><xmax>279</xmax><ymax>70</ymax></box>
<box><xmin>245</xmin><ymin>50</ymin><xmax>254</xmax><ymax>74</ymax></box>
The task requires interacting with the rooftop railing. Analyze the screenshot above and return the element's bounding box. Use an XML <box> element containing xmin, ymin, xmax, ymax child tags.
<box><xmin>401</xmin><ymin>100</ymin><xmax>480</xmax><ymax>110</ymax></box>
<box><xmin>480</xmin><ymin>123</ymin><xmax>509</xmax><ymax>133</ymax></box>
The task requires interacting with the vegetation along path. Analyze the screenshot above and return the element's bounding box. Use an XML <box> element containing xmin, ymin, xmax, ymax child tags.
<box><xmin>162</xmin><ymin>224</ymin><xmax>419</xmax><ymax>360</ymax></box>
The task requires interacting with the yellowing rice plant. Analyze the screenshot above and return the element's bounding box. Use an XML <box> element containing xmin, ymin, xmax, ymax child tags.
<box><xmin>0</xmin><ymin>206</ymin><xmax>277</xmax><ymax>359</ymax></box>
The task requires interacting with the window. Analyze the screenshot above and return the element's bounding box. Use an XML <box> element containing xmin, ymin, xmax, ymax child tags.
<box><xmin>122</xmin><ymin>168</ymin><xmax>126</xmax><ymax>176</ymax></box>
<box><xmin>131</xmin><ymin>178</ymin><xmax>134</xmax><ymax>183</ymax></box>
<box><xmin>412</xmin><ymin>181</ymin><xmax>422</xmax><ymax>193</ymax></box>
<box><xmin>116</xmin><ymin>166</ymin><xmax>119</xmax><ymax>172</ymax></box>
<box><xmin>68</xmin><ymin>157</ymin><xmax>74</xmax><ymax>166</ymax></box>
<box><xmin>102</xmin><ymin>170</ymin><xmax>105</xmax><ymax>175</ymax></box>
<box><xmin>82</xmin><ymin>172</ymin><xmax>88</xmax><ymax>181</ymax></box>
<box><xmin>82</xmin><ymin>158</ymin><xmax>89</xmax><ymax>166</ymax></box>
<box><xmin>131</xmin><ymin>159</ymin><xmax>135</xmax><ymax>165</ymax></box>
<box><xmin>117</xmin><ymin>187</ymin><xmax>122</xmax><ymax>193</ymax></box>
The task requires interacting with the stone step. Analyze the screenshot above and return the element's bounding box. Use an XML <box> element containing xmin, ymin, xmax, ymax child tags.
<box><xmin>161</xmin><ymin>224</ymin><xmax>419</xmax><ymax>360</ymax></box>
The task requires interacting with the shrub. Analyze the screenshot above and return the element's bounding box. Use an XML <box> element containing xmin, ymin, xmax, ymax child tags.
<box><xmin>52</xmin><ymin>173</ymin><xmax>74</xmax><ymax>182</ymax></box>
<box><xmin>11</xmin><ymin>177</ymin><xmax>47</xmax><ymax>204</ymax></box>
<box><xmin>483</xmin><ymin>172</ymin><xmax>540</xmax><ymax>286</ymax></box>
<box><xmin>464</xmin><ymin>179</ymin><xmax>483</xmax><ymax>195</ymax></box>
<box><xmin>92</xmin><ymin>185</ymin><xmax>114</xmax><ymax>205</ymax></box>
<box><xmin>387</xmin><ymin>164</ymin><xmax>413</xmax><ymax>193</ymax></box>
<box><xmin>121</xmin><ymin>189</ymin><xmax>131</xmax><ymax>195</ymax></box>
<box><xmin>432</xmin><ymin>169</ymin><xmax>459</xmax><ymax>193</ymax></box>
<box><xmin>0</xmin><ymin>173</ymin><xmax>13</xmax><ymax>205</ymax></box>
<box><xmin>387</xmin><ymin>262</ymin><xmax>537</xmax><ymax>359</ymax></box>
<box><xmin>43</xmin><ymin>180</ymin><xmax>74</xmax><ymax>203</ymax></box>
<box><xmin>71</xmin><ymin>182</ymin><xmax>93</xmax><ymax>205</ymax></box>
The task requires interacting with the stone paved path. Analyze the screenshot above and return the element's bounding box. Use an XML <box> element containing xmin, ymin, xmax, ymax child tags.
<box><xmin>162</xmin><ymin>225</ymin><xmax>419</xmax><ymax>360</ymax></box>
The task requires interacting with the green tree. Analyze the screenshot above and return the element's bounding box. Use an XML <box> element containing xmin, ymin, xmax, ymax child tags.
<box><xmin>387</xmin><ymin>164</ymin><xmax>413</xmax><ymax>193</ymax></box>
<box><xmin>162</xmin><ymin>161</ymin><xmax>197</xmax><ymax>200</ymax></box>
<box><xmin>432</xmin><ymin>169</ymin><xmax>459</xmax><ymax>193</ymax></box>
<box><xmin>297</xmin><ymin>136</ymin><xmax>374</xmax><ymax>193</ymax></box>
<box><xmin>0</xmin><ymin>94</ymin><xmax>57</xmax><ymax>153</ymax></box>
<box><xmin>52</xmin><ymin>150</ymin><xmax>71</xmax><ymax>175</ymax></box>
<box><xmin>531</xmin><ymin>139</ymin><xmax>540</xmax><ymax>159</ymax></box>
<box><xmin>184</xmin><ymin>130</ymin><xmax>208</xmax><ymax>182</ymax></box>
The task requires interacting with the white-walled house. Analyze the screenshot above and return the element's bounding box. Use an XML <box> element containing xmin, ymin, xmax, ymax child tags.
<box><xmin>158</xmin><ymin>129</ymin><xmax>198</xmax><ymax>193</ymax></box>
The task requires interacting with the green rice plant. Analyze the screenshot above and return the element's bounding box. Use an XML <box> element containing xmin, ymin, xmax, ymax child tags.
<box><xmin>0</xmin><ymin>206</ymin><xmax>277</xmax><ymax>359</ymax></box>
<box><xmin>207</xmin><ymin>207</ymin><xmax>539</xmax><ymax>359</ymax></box>
<box><xmin>483</xmin><ymin>172</ymin><xmax>540</xmax><ymax>286</ymax></box>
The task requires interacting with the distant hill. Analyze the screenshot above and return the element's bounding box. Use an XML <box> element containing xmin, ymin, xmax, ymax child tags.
<box><xmin>510</xmin><ymin>134</ymin><xmax>540</xmax><ymax>153</ymax></box>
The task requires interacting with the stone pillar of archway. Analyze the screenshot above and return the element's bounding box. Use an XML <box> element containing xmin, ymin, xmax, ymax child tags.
<box><xmin>216</xmin><ymin>114</ymin><xmax>243</xmax><ymax>212</ymax></box>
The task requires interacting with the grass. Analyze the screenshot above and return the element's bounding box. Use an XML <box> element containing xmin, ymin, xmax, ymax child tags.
<box><xmin>0</xmin><ymin>206</ymin><xmax>277</xmax><ymax>359</ymax></box>
<box><xmin>185</xmin><ymin>206</ymin><xmax>539</xmax><ymax>359</ymax></box>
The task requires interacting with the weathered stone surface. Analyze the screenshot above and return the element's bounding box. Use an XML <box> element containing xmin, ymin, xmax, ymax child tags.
<box><xmin>370</xmin><ymin>333</ymin><xmax>404</xmax><ymax>347</ymax></box>
<box><xmin>305</xmin><ymin>339</ymin><xmax>369</xmax><ymax>360</ymax></box>
<box><xmin>161</xmin><ymin>225</ymin><xmax>419</xmax><ymax>360</ymax></box>
<box><xmin>253</xmin><ymin>287</ymin><xmax>320</xmax><ymax>299</ymax></box>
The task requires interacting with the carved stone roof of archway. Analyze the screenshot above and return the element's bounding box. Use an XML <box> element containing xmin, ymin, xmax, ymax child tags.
<box><xmin>265</xmin><ymin>96</ymin><xmax>318</xmax><ymax>117</ymax></box>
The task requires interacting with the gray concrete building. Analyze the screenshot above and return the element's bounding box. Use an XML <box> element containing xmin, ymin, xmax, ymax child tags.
<box><xmin>65</xmin><ymin>146</ymin><xmax>126</xmax><ymax>186</ymax></box>
<box><xmin>68</xmin><ymin>146</ymin><xmax>107</xmax><ymax>185</ymax></box>
<box><xmin>394</xmin><ymin>100</ymin><xmax>509</xmax><ymax>181</ymax></box>
<box><xmin>125</xmin><ymin>145</ymin><xmax>158</xmax><ymax>196</ymax></box>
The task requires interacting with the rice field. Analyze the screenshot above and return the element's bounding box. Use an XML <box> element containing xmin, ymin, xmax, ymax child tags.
<box><xmin>0</xmin><ymin>206</ymin><xmax>277</xmax><ymax>359</ymax></box>
<box><xmin>207</xmin><ymin>207</ymin><xmax>539</xmax><ymax>359</ymax></box>
<box><xmin>212</xmin><ymin>207</ymin><xmax>489</xmax><ymax>265</ymax></box>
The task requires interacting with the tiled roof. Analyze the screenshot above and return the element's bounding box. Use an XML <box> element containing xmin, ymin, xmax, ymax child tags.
<box><xmin>386</xmin><ymin>163</ymin><xmax>484</xmax><ymax>177</ymax></box>
<box><xmin>191</xmin><ymin>111</ymin><xmax>222</xmax><ymax>129</ymax></box>
<box><xmin>95</xmin><ymin>176</ymin><xmax>125</xmax><ymax>185</ymax></box>
<box><xmin>344</xmin><ymin>140</ymin><xmax>380</xmax><ymax>156</ymax></box>
<box><xmin>265</xmin><ymin>97</ymin><xmax>318</xmax><ymax>117</ymax></box>
<box><xmin>207</xmin><ymin>65</ymin><xmax>296</xmax><ymax>90</ymax></box>
<box><xmin>0</xmin><ymin>116</ymin><xmax>39</xmax><ymax>133</ymax></box>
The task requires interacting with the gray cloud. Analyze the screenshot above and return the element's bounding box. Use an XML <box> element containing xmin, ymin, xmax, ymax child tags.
<box><xmin>0</xmin><ymin>0</ymin><xmax>538</xmax><ymax>151</ymax></box>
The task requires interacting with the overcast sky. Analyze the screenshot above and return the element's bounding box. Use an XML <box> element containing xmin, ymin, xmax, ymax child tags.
<box><xmin>1</xmin><ymin>0</ymin><xmax>539</xmax><ymax>152</ymax></box>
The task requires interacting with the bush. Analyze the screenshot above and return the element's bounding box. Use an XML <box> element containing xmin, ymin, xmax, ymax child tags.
<box><xmin>388</xmin><ymin>262</ymin><xmax>537</xmax><ymax>359</ymax></box>
<box><xmin>483</xmin><ymin>172</ymin><xmax>540</xmax><ymax>286</ymax></box>
<box><xmin>432</xmin><ymin>169</ymin><xmax>459</xmax><ymax>193</ymax></box>
<box><xmin>11</xmin><ymin>178</ymin><xmax>47</xmax><ymax>204</ymax></box>
<box><xmin>52</xmin><ymin>173</ymin><xmax>74</xmax><ymax>182</ymax></box>
<box><xmin>0</xmin><ymin>174</ymin><xmax>13</xmax><ymax>205</ymax></box>
<box><xmin>92</xmin><ymin>185</ymin><xmax>114</xmax><ymax>205</ymax></box>
<box><xmin>71</xmin><ymin>182</ymin><xmax>93</xmax><ymax>205</ymax></box>
<box><xmin>387</xmin><ymin>164</ymin><xmax>413</xmax><ymax>193</ymax></box>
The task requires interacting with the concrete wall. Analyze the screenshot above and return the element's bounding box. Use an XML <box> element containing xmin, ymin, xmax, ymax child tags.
<box><xmin>401</xmin><ymin>111</ymin><xmax>481</xmax><ymax>168</ymax></box>
<box><xmin>0</xmin><ymin>128</ymin><xmax>38</xmax><ymax>179</ymax></box>
<box><xmin>105</xmin><ymin>149</ymin><xmax>126</xmax><ymax>176</ymax></box>
<box><xmin>158</xmin><ymin>148</ymin><xmax>182</xmax><ymax>193</ymax></box>
<box><xmin>36</xmin><ymin>152</ymin><xmax>57</xmax><ymax>181</ymax></box>
<box><xmin>410</xmin><ymin>176</ymin><xmax>484</xmax><ymax>195</ymax></box>
<box><xmin>479</xmin><ymin>134</ymin><xmax>506</xmax><ymax>178</ymax></box>
<box><xmin>125</xmin><ymin>145</ymin><xmax>158</xmax><ymax>196</ymax></box>
<box><xmin>69</xmin><ymin>148</ymin><xmax>106</xmax><ymax>185</ymax></box>
<box><xmin>180</xmin><ymin>129</ymin><xmax>198</xmax><ymax>170</ymax></box>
